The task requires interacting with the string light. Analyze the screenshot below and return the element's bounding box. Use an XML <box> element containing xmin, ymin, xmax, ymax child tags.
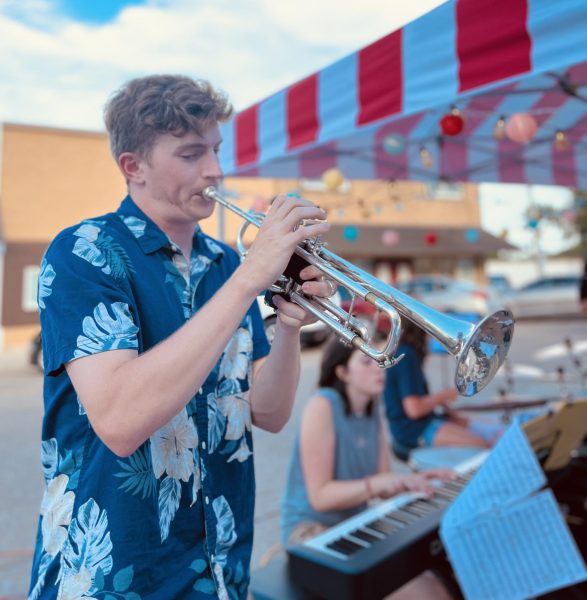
<box><xmin>419</xmin><ymin>146</ymin><xmax>433</xmax><ymax>169</ymax></box>
<box><xmin>493</xmin><ymin>116</ymin><xmax>507</xmax><ymax>141</ymax></box>
<box><xmin>554</xmin><ymin>130</ymin><xmax>570</xmax><ymax>151</ymax></box>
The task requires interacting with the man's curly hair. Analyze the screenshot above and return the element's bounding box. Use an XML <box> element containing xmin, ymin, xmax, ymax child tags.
<box><xmin>104</xmin><ymin>74</ymin><xmax>233</xmax><ymax>161</ymax></box>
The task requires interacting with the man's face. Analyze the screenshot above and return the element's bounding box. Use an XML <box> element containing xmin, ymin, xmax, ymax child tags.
<box><xmin>138</xmin><ymin>122</ymin><xmax>223</xmax><ymax>224</ymax></box>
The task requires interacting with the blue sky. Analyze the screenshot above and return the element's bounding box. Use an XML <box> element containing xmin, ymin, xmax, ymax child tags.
<box><xmin>55</xmin><ymin>0</ymin><xmax>145</xmax><ymax>24</ymax></box>
<box><xmin>0</xmin><ymin>0</ymin><xmax>576</xmax><ymax>255</ymax></box>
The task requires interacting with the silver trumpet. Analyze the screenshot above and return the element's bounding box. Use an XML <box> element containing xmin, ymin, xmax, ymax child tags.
<box><xmin>203</xmin><ymin>186</ymin><xmax>514</xmax><ymax>396</ymax></box>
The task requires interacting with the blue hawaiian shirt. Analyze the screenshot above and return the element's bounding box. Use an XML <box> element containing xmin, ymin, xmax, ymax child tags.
<box><xmin>29</xmin><ymin>196</ymin><xmax>270</xmax><ymax>600</ymax></box>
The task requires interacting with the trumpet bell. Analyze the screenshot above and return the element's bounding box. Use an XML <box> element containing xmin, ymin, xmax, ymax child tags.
<box><xmin>455</xmin><ymin>310</ymin><xmax>514</xmax><ymax>396</ymax></box>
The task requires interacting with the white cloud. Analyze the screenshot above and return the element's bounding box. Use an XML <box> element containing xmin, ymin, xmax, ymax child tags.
<box><xmin>0</xmin><ymin>0</ymin><xmax>447</xmax><ymax>131</ymax></box>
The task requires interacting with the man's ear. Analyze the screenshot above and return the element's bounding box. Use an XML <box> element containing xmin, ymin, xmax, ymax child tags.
<box><xmin>119</xmin><ymin>152</ymin><xmax>144</xmax><ymax>184</ymax></box>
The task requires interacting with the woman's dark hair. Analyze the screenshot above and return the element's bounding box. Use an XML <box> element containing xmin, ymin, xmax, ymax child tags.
<box><xmin>399</xmin><ymin>317</ymin><xmax>428</xmax><ymax>364</ymax></box>
<box><xmin>318</xmin><ymin>338</ymin><xmax>375</xmax><ymax>416</ymax></box>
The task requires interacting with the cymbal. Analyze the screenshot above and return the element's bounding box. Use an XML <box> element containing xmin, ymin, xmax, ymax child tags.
<box><xmin>455</xmin><ymin>397</ymin><xmax>552</xmax><ymax>412</ymax></box>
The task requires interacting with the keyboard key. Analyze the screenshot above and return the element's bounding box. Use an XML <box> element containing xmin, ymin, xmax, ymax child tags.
<box><xmin>367</xmin><ymin>519</ymin><xmax>398</xmax><ymax>535</ymax></box>
<box><xmin>350</xmin><ymin>529</ymin><xmax>379</xmax><ymax>544</ymax></box>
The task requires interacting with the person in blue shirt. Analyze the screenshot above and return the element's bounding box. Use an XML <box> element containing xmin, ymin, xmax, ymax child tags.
<box><xmin>384</xmin><ymin>318</ymin><xmax>499</xmax><ymax>458</ymax></box>
<box><xmin>29</xmin><ymin>74</ymin><xmax>333</xmax><ymax>600</ymax></box>
<box><xmin>281</xmin><ymin>338</ymin><xmax>455</xmax><ymax>599</ymax></box>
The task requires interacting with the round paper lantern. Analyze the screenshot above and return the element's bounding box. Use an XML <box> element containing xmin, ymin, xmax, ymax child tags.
<box><xmin>343</xmin><ymin>225</ymin><xmax>359</xmax><ymax>242</ymax></box>
<box><xmin>382</xmin><ymin>229</ymin><xmax>400</xmax><ymax>247</ymax></box>
<box><xmin>322</xmin><ymin>168</ymin><xmax>344</xmax><ymax>191</ymax></box>
<box><xmin>425</xmin><ymin>232</ymin><xmax>438</xmax><ymax>246</ymax></box>
<box><xmin>440</xmin><ymin>113</ymin><xmax>464</xmax><ymax>136</ymax></box>
<box><xmin>382</xmin><ymin>134</ymin><xmax>406</xmax><ymax>155</ymax></box>
<box><xmin>505</xmin><ymin>113</ymin><xmax>538</xmax><ymax>144</ymax></box>
<box><xmin>465</xmin><ymin>228</ymin><xmax>480</xmax><ymax>243</ymax></box>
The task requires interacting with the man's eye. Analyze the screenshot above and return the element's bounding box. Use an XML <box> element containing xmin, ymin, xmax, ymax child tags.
<box><xmin>181</xmin><ymin>154</ymin><xmax>198</xmax><ymax>160</ymax></box>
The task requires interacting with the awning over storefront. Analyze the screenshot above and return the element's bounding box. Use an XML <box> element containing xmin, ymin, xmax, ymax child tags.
<box><xmin>219</xmin><ymin>0</ymin><xmax>587</xmax><ymax>188</ymax></box>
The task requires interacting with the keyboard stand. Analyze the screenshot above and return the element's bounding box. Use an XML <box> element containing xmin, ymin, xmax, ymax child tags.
<box><xmin>249</xmin><ymin>554</ymin><xmax>312</xmax><ymax>600</ymax></box>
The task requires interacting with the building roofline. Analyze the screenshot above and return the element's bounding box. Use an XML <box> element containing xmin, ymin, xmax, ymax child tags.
<box><xmin>2</xmin><ymin>121</ymin><xmax>105</xmax><ymax>138</ymax></box>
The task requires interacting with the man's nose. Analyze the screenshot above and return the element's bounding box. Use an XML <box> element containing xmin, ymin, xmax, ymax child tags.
<box><xmin>204</xmin><ymin>153</ymin><xmax>223</xmax><ymax>180</ymax></box>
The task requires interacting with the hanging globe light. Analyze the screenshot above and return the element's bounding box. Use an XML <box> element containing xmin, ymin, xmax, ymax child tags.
<box><xmin>343</xmin><ymin>225</ymin><xmax>359</xmax><ymax>242</ymax></box>
<box><xmin>322</xmin><ymin>168</ymin><xmax>344</xmax><ymax>191</ymax></box>
<box><xmin>440</xmin><ymin>107</ymin><xmax>465</xmax><ymax>136</ymax></box>
<box><xmin>382</xmin><ymin>229</ymin><xmax>400</xmax><ymax>247</ymax></box>
<box><xmin>424</xmin><ymin>232</ymin><xmax>438</xmax><ymax>245</ymax></box>
<box><xmin>505</xmin><ymin>113</ymin><xmax>538</xmax><ymax>144</ymax></box>
<box><xmin>382</xmin><ymin>133</ymin><xmax>406</xmax><ymax>155</ymax></box>
<box><xmin>465</xmin><ymin>228</ymin><xmax>480</xmax><ymax>243</ymax></box>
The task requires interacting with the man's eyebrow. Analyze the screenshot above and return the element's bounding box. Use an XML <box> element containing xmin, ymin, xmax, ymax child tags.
<box><xmin>176</xmin><ymin>140</ymin><xmax>223</xmax><ymax>151</ymax></box>
<box><xmin>176</xmin><ymin>142</ymin><xmax>207</xmax><ymax>151</ymax></box>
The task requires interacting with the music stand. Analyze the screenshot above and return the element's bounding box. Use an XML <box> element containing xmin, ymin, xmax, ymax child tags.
<box><xmin>522</xmin><ymin>398</ymin><xmax>587</xmax><ymax>472</ymax></box>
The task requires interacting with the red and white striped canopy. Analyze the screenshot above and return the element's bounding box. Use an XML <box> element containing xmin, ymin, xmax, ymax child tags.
<box><xmin>219</xmin><ymin>0</ymin><xmax>587</xmax><ymax>187</ymax></box>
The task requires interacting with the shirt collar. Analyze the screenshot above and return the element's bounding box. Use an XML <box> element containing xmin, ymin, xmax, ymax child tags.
<box><xmin>116</xmin><ymin>195</ymin><xmax>224</xmax><ymax>261</ymax></box>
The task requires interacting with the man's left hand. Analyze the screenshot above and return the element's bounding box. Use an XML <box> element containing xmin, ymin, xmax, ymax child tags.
<box><xmin>272</xmin><ymin>265</ymin><xmax>337</xmax><ymax>329</ymax></box>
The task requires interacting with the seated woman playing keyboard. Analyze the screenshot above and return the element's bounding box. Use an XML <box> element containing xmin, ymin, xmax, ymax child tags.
<box><xmin>280</xmin><ymin>337</ymin><xmax>456</xmax><ymax>599</ymax></box>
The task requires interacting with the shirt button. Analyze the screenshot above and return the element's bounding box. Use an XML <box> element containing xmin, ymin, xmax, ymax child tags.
<box><xmin>198</xmin><ymin>387</ymin><xmax>203</xmax><ymax>395</ymax></box>
<box><xmin>205</xmin><ymin>496</ymin><xmax>210</xmax><ymax>505</ymax></box>
<box><xmin>201</xmin><ymin>441</ymin><xmax>206</xmax><ymax>450</ymax></box>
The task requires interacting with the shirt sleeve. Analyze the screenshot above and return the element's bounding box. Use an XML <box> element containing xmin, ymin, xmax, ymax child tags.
<box><xmin>388</xmin><ymin>347</ymin><xmax>428</xmax><ymax>399</ymax></box>
<box><xmin>39</xmin><ymin>228</ymin><xmax>139</xmax><ymax>376</ymax></box>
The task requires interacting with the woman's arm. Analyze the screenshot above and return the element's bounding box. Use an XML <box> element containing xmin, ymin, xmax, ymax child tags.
<box><xmin>378</xmin><ymin>419</ymin><xmax>392</xmax><ymax>474</ymax></box>
<box><xmin>300</xmin><ymin>397</ymin><xmax>435</xmax><ymax>511</ymax></box>
<box><xmin>300</xmin><ymin>395</ymin><xmax>373</xmax><ymax>512</ymax></box>
<box><xmin>402</xmin><ymin>387</ymin><xmax>458</xmax><ymax>420</ymax></box>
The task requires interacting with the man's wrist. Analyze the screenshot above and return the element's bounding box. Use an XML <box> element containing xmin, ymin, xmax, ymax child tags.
<box><xmin>230</xmin><ymin>266</ymin><xmax>265</xmax><ymax>302</ymax></box>
<box><xmin>274</xmin><ymin>316</ymin><xmax>303</xmax><ymax>338</ymax></box>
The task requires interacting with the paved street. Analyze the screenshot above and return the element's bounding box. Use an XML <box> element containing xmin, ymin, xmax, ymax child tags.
<box><xmin>2</xmin><ymin>318</ymin><xmax>587</xmax><ymax>598</ymax></box>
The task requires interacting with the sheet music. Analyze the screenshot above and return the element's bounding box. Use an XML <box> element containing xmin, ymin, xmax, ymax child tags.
<box><xmin>441</xmin><ymin>490</ymin><xmax>587</xmax><ymax>600</ymax></box>
<box><xmin>442</xmin><ymin>420</ymin><xmax>545</xmax><ymax>529</ymax></box>
<box><xmin>440</xmin><ymin>421</ymin><xmax>587</xmax><ymax>599</ymax></box>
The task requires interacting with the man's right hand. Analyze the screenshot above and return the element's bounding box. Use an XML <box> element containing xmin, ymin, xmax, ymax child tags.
<box><xmin>236</xmin><ymin>193</ymin><xmax>329</xmax><ymax>295</ymax></box>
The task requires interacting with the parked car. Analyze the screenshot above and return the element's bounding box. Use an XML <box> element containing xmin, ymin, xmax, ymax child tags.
<box><xmin>488</xmin><ymin>274</ymin><xmax>513</xmax><ymax>295</ymax></box>
<box><xmin>504</xmin><ymin>275</ymin><xmax>583</xmax><ymax>318</ymax></box>
<box><xmin>395</xmin><ymin>275</ymin><xmax>502</xmax><ymax>315</ymax></box>
<box><xmin>257</xmin><ymin>290</ymin><xmax>341</xmax><ymax>347</ymax></box>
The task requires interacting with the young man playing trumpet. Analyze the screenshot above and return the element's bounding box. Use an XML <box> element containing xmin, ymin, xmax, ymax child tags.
<box><xmin>29</xmin><ymin>74</ymin><xmax>332</xmax><ymax>600</ymax></box>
